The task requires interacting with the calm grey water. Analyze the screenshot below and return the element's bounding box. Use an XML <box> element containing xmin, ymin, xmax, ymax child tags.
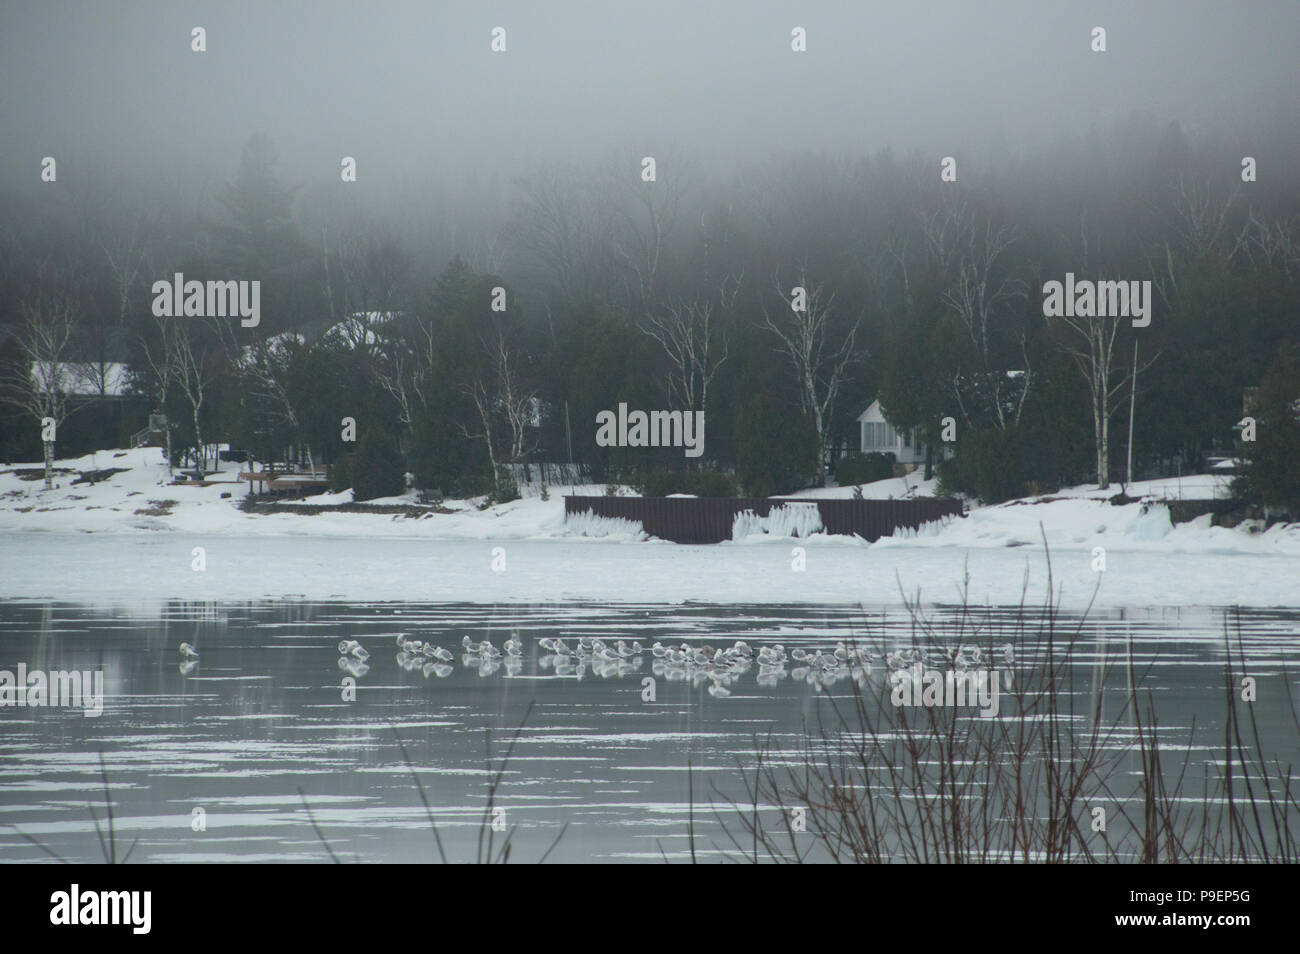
<box><xmin>1</xmin><ymin>600</ymin><xmax>1297</xmax><ymax>863</ymax></box>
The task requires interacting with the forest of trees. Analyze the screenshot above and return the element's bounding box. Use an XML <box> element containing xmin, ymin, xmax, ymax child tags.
<box><xmin>1</xmin><ymin>115</ymin><xmax>1298</xmax><ymax>512</ymax></box>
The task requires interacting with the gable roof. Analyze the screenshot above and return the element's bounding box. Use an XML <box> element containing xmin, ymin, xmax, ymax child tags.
<box><xmin>857</xmin><ymin>399</ymin><xmax>885</xmax><ymax>423</ymax></box>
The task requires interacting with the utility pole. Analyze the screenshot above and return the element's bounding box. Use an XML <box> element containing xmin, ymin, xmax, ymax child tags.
<box><xmin>1126</xmin><ymin>340</ymin><xmax>1139</xmax><ymax>487</ymax></box>
<box><xmin>565</xmin><ymin>400</ymin><xmax>575</xmax><ymax>496</ymax></box>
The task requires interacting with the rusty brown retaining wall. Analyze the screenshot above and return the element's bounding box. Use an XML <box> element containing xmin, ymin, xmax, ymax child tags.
<box><xmin>564</xmin><ymin>496</ymin><xmax>964</xmax><ymax>544</ymax></box>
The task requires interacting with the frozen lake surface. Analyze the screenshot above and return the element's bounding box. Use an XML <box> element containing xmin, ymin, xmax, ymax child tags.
<box><xmin>1</xmin><ymin>531</ymin><xmax>1296</xmax><ymax>609</ymax></box>
<box><xmin>1</xmin><ymin>599</ymin><xmax>1297</xmax><ymax>863</ymax></box>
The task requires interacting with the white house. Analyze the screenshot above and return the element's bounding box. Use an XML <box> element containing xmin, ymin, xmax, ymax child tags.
<box><xmin>30</xmin><ymin>361</ymin><xmax>130</xmax><ymax>398</ymax></box>
<box><xmin>857</xmin><ymin>399</ymin><xmax>937</xmax><ymax>469</ymax></box>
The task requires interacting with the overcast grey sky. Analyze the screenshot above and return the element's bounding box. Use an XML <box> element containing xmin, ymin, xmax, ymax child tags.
<box><xmin>2</xmin><ymin>0</ymin><xmax>1297</xmax><ymax>196</ymax></box>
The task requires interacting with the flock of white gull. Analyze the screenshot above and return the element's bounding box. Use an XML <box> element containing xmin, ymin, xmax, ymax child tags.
<box><xmin>177</xmin><ymin>633</ymin><xmax>1014</xmax><ymax>696</ymax></box>
<box><xmin>296</xmin><ymin>633</ymin><xmax>1017</xmax><ymax>698</ymax></box>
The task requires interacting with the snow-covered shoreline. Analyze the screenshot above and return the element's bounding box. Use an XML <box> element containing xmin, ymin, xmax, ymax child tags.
<box><xmin>2</xmin><ymin>447</ymin><xmax>1297</xmax><ymax>609</ymax></box>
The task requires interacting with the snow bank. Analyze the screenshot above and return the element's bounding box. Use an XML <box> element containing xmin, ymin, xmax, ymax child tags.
<box><xmin>873</xmin><ymin>495</ymin><xmax>1300</xmax><ymax>557</ymax></box>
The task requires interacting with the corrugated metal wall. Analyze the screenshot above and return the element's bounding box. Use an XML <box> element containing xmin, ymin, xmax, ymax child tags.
<box><xmin>563</xmin><ymin>495</ymin><xmax>964</xmax><ymax>544</ymax></box>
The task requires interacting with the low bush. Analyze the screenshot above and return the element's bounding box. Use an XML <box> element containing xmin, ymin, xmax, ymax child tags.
<box><xmin>835</xmin><ymin>452</ymin><xmax>896</xmax><ymax>487</ymax></box>
<box><xmin>633</xmin><ymin>468</ymin><xmax>741</xmax><ymax>497</ymax></box>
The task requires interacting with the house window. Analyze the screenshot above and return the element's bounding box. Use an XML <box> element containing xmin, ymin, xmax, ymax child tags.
<box><xmin>863</xmin><ymin>421</ymin><xmax>897</xmax><ymax>449</ymax></box>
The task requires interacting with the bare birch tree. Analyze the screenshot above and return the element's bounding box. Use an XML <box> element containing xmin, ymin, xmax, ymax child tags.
<box><xmin>922</xmin><ymin>202</ymin><xmax>1030</xmax><ymax>430</ymax></box>
<box><xmin>1052</xmin><ymin>212</ymin><xmax>1159</xmax><ymax>489</ymax></box>
<box><xmin>460</xmin><ymin>325</ymin><xmax>536</xmax><ymax>498</ymax></box>
<box><xmin>1145</xmin><ymin>174</ymin><xmax>1249</xmax><ymax>310</ymax></box>
<box><xmin>0</xmin><ymin>291</ymin><xmax>80</xmax><ymax>488</ymax></box>
<box><xmin>761</xmin><ymin>269</ymin><xmax>861</xmax><ymax>480</ymax></box>
<box><xmin>170</xmin><ymin>319</ymin><xmax>227</xmax><ymax>478</ymax></box>
<box><xmin>376</xmin><ymin>313</ymin><xmax>437</xmax><ymax>430</ymax></box>
<box><xmin>637</xmin><ymin>272</ymin><xmax>738</xmax><ymax>418</ymax></box>
<box><xmin>138</xmin><ymin>310</ymin><xmax>177</xmax><ymax>475</ymax></box>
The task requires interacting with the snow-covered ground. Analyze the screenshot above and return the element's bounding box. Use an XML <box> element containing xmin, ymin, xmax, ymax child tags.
<box><xmin>1</xmin><ymin>447</ymin><xmax>1297</xmax><ymax>608</ymax></box>
<box><xmin>0</xmin><ymin>446</ymin><xmax>618</xmax><ymax>539</ymax></box>
<box><xmin>789</xmin><ymin>470</ymin><xmax>939</xmax><ymax>500</ymax></box>
<box><xmin>803</xmin><ymin>470</ymin><xmax>1231</xmax><ymax>504</ymax></box>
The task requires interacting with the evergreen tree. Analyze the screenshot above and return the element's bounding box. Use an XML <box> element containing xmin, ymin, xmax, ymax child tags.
<box><xmin>734</xmin><ymin>387</ymin><xmax>818</xmax><ymax>496</ymax></box>
<box><xmin>352</xmin><ymin>428</ymin><xmax>406</xmax><ymax>501</ymax></box>
<box><xmin>216</xmin><ymin>133</ymin><xmax>309</xmax><ymax>333</ymax></box>
<box><xmin>1239</xmin><ymin>346</ymin><xmax>1300</xmax><ymax>518</ymax></box>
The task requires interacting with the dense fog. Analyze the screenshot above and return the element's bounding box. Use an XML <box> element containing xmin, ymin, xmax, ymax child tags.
<box><xmin>2</xmin><ymin>0</ymin><xmax>1298</xmax><ymax>506</ymax></box>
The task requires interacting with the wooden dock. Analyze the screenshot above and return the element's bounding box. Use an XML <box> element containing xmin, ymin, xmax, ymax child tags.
<box><xmin>238</xmin><ymin>468</ymin><xmax>330</xmax><ymax>497</ymax></box>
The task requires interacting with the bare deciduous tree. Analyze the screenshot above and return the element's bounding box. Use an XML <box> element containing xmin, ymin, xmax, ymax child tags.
<box><xmin>1167</xmin><ymin>174</ymin><xmax>1246</xmax><ymax>266</ymax></box>
<box><xmin>1051</xmin><ymin>212</ymin><xmax>1158</xmax><ymax>489</ymax></box>
<box><xmin>236</xmin><ymin>334</ymin><xmax>317</xmax><ymax>476</ymax></box>
<box><xmin>138</xmin><ymin>308</ymin><xmax>177</xmax><ymax>474</ymax></box>
<box><xmin>1146</xmin><ymin>175</ymin><xmax>1249</xmax><ymax>309</ymax></box>
<box><xmin>0</xmin><ymin>291</ymin><xmax>79</xmax><ymax>488</ymax></box>
<box><xmin>511</xmin><ymin>162</ymin><xmax>613</xmax><ymax>304</ymax></box>
<box><xmin>170</xmin><ymin>319</ymin><xmax>227</xmax><ymax>478</ymax></box>
<box><xmin>1054</xmin><ymin>306</ymin><xmax>1127</xmax><ymax>489</ymax></box>
<box><xmin>460</xmin><ymin>325</ymin><xmax>537</xmax><ymax>498</ymax></box>
<box><xmin>637</xmin><ymin>272</ymin><xmax>738</xmax><ymax>420</ymax></box>
<box><xmin>1241</xmin><ymin>211</ymin><xmax>1299</xmax><ymax>279</ymax></box>
<box><xmin>376</xmin><ymin>313</ymin><xmax>437</xmax><ymax>431</ymax></box>
<box><xmin>762</xmin><ymin>269</ymin><xmax>861</xmax><ymax>480</ymax></box>
<box><xmin>923</xmin><ymin>202</ymin><xmax>1030</xmax><ymax>430</ymax></box>
<box><xmin>611</xmin><ymin>147</ymin><xmax>692</xmax><ymax>315</ymax></box>
<box><xmin>76</xmin><ymin>218</ymin><xmax>149</xmax><ymax>400</ymax></box>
